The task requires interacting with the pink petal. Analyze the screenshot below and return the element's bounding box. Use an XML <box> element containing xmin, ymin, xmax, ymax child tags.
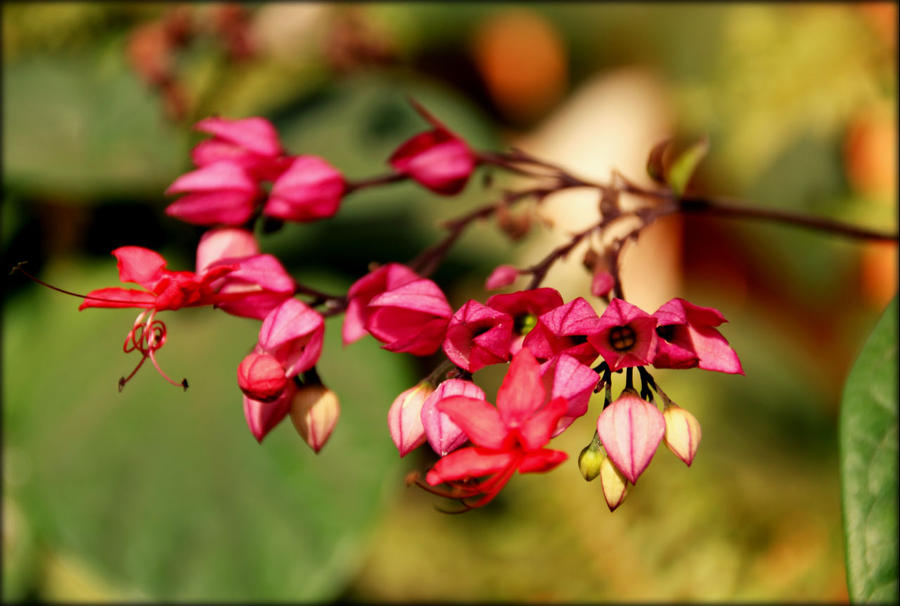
<box><xmin>387</xmin><ymin>383</ymin><xmax>433</xmax><ymax>456</ymax></box>
<box><xmin>434</xmin><ymin>395</ymin><xmax>506</xmax><ymax>452</ymax></box>
<box><xmin>194</xmin><ymin>116</ymin><xmax>283</xmax><ymax>157</ymax></box>
<box><xmin>218</xmin><ymin>254</ymin><xmax>295</xmax><ymax>294</ymax></box>
<box><xmin>496</xmin><ymin>349</ymin><xmax>545</xmax><ymax>427</ymax></box>
<box><xmin>216</xmin><ymin>292</ymin><xmax>293</xmax><ymax>320</ymax></box>
<box><xmin>264</xmin><ymin>156</ymin><xmax>346</xmax><ymax>222</ymax></box>
<box><xmin>517</xmin><ymin>448</ymin><xmax>568</xmax><ymax>473</ymax></box>
<box><xmin>540</xmin><ymin>354</ymin><xmax>599</xmax><ymax>436</ymax></box>
<box><xmin>442</xmin><ymin>300</ymin><xmax>512</xmax><ymax>373</ymax></box>
<box><xmin>485</xmin><ymin>265</ymin><xmax>519</xmax><ymax>291</ymax></box>
<box><xmin>77</xmin><ymin>287</ymin><xmax>156</xmax><ymax>310</ymax></box>
<box><xmin>243</xmin><ymin>383</ymin><xmax>294</xmax><ymax>443</ymax></box>
<box><xmin>517</xmin><ymin>396</ymin><xmax>568</xmax><ymax>451</ymax></box>
<box><xmin>690</xmin><ymin>325</ymin><xmax>744</xmax><ymax>374</ymax></box>
<box><xmin>591</xmin><ymin>270</ymin><xmax>614</xmax><ymax>297</ymax></box>
<box><xmin>367</xmin><ymin>310</ymin><xmax>449</xmax><ymax>356</ymax></box>
<box><xmin>596</xmin><ymin>392</ymin><xmax>665</xmax><ymax>484</ymax></box>
<box><xmin>165</xmin><ymin>162</ymin><xmax>258</xmax><ymax>195</ymax></box>
<box><xmin>425</xmin><ymin>447</ymin><xmax>516</xmax><ymax>485</ymax></box>
<box><xmin>165</xmin><ymin>191</ymin><xmax>258</xmax><ymax>226</ymax></box>
<box><xmin>257</xmin><ymin>299</ymin><xmax>325</xmax><ymax>376</ymax></box>
<box><xmin>112</xmin><ymin>246</ymin><xmax>167</xmax><ymax>289</ymax></box>
<box><xmin>196</xmin><ymin>227</ymin><xmax>259</xmax><ymax>273</ymax></box>
<box><xmin>341</xmin><ymin>298</ymin><xmax>369</xmax><ymax>345</ymax></box>
<box><xmin>486</xmin><ymin>287</ymin><xmax>564</xmax><ymax>318</ymax></box>
<box><xmin>422</xmin><ymin>379</ymin><xmax>489</xmax><ymax>454</ymax></box>
<box><xmin>368</xmin><ymin>279</ymin><xmax>452</xmax><ymax>317</ymax></box>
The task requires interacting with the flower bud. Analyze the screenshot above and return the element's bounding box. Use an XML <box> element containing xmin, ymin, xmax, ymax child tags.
<box><xmin>599</xmin><ymin>455</ymin><xmax>629</xmax><ymax>511</ymax></box>
<box><xmin>387</xmin><ymin>382</ymin><xmax>434</xmax><ymax>456</ymax></box>
<box><xmin>577</xmin><ymin>440</ymin><xmax>603</xmax><ymax>481</ymax></box>
<box><xmin>485</xmin><ymin>265</ymin><xmax>519</xmax><ymax>291</ymax></box>
<box><xmin>289</xmin><ymin>384</ymin><xmax>340</xmax><ymax>453</ymax></box>
<box><xmin>663</xmin><ymin>403</ymin><xmax>702</xmax><ymax>466</ymax></box>
<box><xmin>596</xmin><ymin>390</ymin><xmax>665</xmax><ymax>484</ymax></box>
<box><xmin>237</xmin><ymin>352</ymin><xmax>287</xmax><ymax>402</ymax></box>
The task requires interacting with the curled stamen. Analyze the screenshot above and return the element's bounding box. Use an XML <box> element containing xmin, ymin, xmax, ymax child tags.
<box><xmin>118</xmin><ymin>311</ymin><xmax>187</xmax><ymax>391</ymax></box>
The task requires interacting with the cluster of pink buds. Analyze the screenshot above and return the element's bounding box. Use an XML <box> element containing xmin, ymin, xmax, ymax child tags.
<box><xmin>30</xmin><ymin>98</ymin><xmax>743</xmax><ymax>509</ymax></box>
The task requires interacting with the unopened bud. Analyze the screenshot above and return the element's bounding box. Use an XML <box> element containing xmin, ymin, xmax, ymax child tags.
<box><xmin>387</xmin><ymin>382</ymin><xmax>434</xmax><ymax>456</ymax></box>
<box><xmin>237</xmin><ymin>352</ymin><xmax>287</xmax><ymax>402</ymax></box>
<box><xmin>663</xmin><ymin>403</ymin><xmax>702</xmax><ymax>466</ymax></box>
<box><xmin>596</xmin><ymin>390</ymin><xmax>665</xmax><ymax>484</ymax></box>
<box><xmin>599</xmin><ymin>455</ymin><xmax>629</xmax><ymax>511</ymax></box>
<box><xmin>485</xmin><ymin>265</ymin><xmax>519</xmax><ymax>291</ymax></box>
<box><xmin>289</xmin><ymin>384</ymin><xmax>340</xmax><ymax>453</ymax></box>
<box><xmin>591</xmin><ymin>270</ymin><xmax>614</xmax><ymax>298</ymax></box>
<box><xmin>577</xmin><ymin>437</ymin><xmax>604</xmax><ymax>481</ymax></box>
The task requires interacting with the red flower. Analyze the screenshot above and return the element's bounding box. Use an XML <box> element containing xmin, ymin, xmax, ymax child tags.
<box><xmin>79</xmin><ymin>246</ymin><xmax>237</xmax><ymax>389</ymax></box>
<box><xmin>191</xmin><ymin>116</ymin><xmax>288</xmax><ymax>181</ymax></box>
<box><xmin>442</xmin><ymin>300</ymin><xmax>513</xmax><ymax>373</ymax></box>
<box><xmin>522</xmin><ymin>297</ymin><xmax>601</xmax><ymax>365</ymax></box>
<box><xmin>485</xmin><ymin>287</ymin><xmax>564</xmax><ymax>355</ymax></box>
<box><xmin>425</xmin><ymin>349</ymin><xmax>569</xmax><ymax>508</ymax></box>
<box><xmin>652</xmin><ymin>298</ymin><xmax>743</xmax><ymax>374</ymax></box>
<box><xmin>388</xmin><ymin>99</ymin><xmax>478</xmax><ymax>195</ymax></box>
<box><xmin>165</xmin><ymin>161</ymin><xmax>262</xmax><ymax>226</ymax></box>
<box><xmin>588</xmin><ymin>298</ymin><xmax>657</xmax><ymax>371</ymax></box>
<box><xmin>539</xmin><ymin>354</ymin><xmax>599</xmax><ymax>437</ymax></box>
<box><xmin>263</xmin><ymin>155</ymin><xmax>347</xmax><ymax>223</ymax></box>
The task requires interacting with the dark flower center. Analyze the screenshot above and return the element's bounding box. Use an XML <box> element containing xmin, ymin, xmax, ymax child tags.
<box><xmin>608</xmin><ymin>325</ymin><xmax>636</xmax><ymax>352</ymax></box>
<box><xmin>656</xmin><ymin>325</ymin><xmax>676</xmax><ymax>342</ymax></box>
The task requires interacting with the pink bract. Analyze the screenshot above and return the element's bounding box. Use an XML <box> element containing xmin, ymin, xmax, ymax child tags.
<box><xmin>588</xmin><ymin>298</ymin><xmax>657</xmax><ymax>371</ymax></box>
<box><xmin>237</xmin><ymin>352</ymin><xmax>287</xmax><ymax>403</ymax></box>
<box><xmin>539</xmin><ymin>354</ymin><xmax>599</xmax><ymax>437</ymax></box>
<box><xmin>165</xmin><ymin>161</ymin><xmax>261</xmax><ymax>226</ymax></box>
<box><xmin>420</xmin><ymin>379</ymin><xmax>486</xmax><ymax>456</ymax></box>
<box><xmin>486</xmin><ymin>287</ymin><xmax>565</xmax><ymax>355</ymax></box>
<box><xmin>652</xmin><ymin>298</ymin><xmax>743</xmax><ymax>374</ymax></box>
<box><xmin>522</xmin><ymin>297</ymin><xmax>602</xmax><ymax>365</ymax></box>
<box><xmin>256</xmin><ymin>298</ymin><xmax>324</xmax><ymax>379</ymax></box>
<box><xmin>192</xmin><ymin>116</ymin><xmax>287</xmax><ymax>181</ymax></box>
<box><xmin>442</xmin><ymin>300</ymin><xmax>513</xmax><ymax>373</ymax></box>
<box><xmin>342</xmin><ymin>263</ymin><xmax>420</xmax><ymax>345</ymax></box>
<box><xmin>387</xmin><ymin>383</ymin><xmax>434</xmax><ymax>457</ymax></box>
<box><xmin>366</xmin><ymin>278</ymin><xmax>453</xmax><ymax>356</ymax></box>
<box><xmin>243</xmin><ymin>381</ymin><xmax>296</xmax><ymax>443</ymax></box>
<box><xmin>263</xmin><ymin>155</ymin><xmax>346</xmax><ymax>223</ymax></box>
<box><xmin>596</xmin><ymin>390</ymin><xmax>665</xmax><ymax>484</ymax></box>
<box><xmin>485</xmin><ymin>264</ymin><xmax>519</xmax><ymax>291</ymax></box>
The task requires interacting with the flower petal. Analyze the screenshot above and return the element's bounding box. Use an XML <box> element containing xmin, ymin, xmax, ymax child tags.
<box><xmin>517</xmin><ymin>396</ymin><xmax>568</xmax><ymax>451</ymax></box>
<box><xmin>196</xmin><ymin>227</ymin><xmax>259</xmax><ymax>273</ymax></box>
<box><xmin>194</xmin><ymin>116</ymin><xmax>283</xmax><ymax>157</ymax></box>
<box><xmin>596</xmin><ymin>392</ymin><xmax>665</xmax><ymax>484</ymax></box>
<box><xmin>496</xmin><ymin>348</ymin><xmax>545</xmax><ymax>427</ymax></box>
<box><xmin>434</xmin><ymin>394</ymin><xmax>506</xmax><ymax>451</ymax></box>
<box><xmin>112</xmin><ymin>246</ymin><xmax>167</xmax><ymax>289</ymax></box>
<box><xmin>517</xmin><ymin>448</ymin><xmax>568</xmax><ymax>473</ymax></box>
<box><xmin>77</xmin><ymin>287</ymin><xmax>156</xmax><ymax>310</ymax></box>
<box><xmin>425</xmin><ymin>447</ymin><xmax>516</xmax><ymax>485</ymax></box>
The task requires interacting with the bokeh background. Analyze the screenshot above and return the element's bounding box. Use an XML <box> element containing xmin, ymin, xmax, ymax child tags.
<box><xmin>3</xmin><ymin>2</ymin><xmax>897</xmax><ymax>601</ymax></box>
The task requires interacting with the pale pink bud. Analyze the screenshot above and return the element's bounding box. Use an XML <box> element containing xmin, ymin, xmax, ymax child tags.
<box><xmin>289</xmin><ymin>384</ymin><xmax>340</xmax><ymax>453</ymax></box>
<box><xmin>599</xmin><ymin>454</ymin><xmax>629</xmax><ymax>511</ymax></box>
<box><xmin>237</xmin><ymin>352</ymin><xmax>287</xmax><ymax>402</ymax></box>
<box><xmin>663</xmin><ymin>404</ymin><xmax>702</xmax><ymax>466</ymax></box>
<box><xmin>596</xmin><ymin>391</ymin><xmax>665</xmax><ymax>484</ymax></box>
<box><xmin>387</xmin><ymin>382</ymin><xmax>435</xmax><ymax>456</ymax></box>
<box><xmin>485</xmin><ymin>265</ymin><xmax>519</xmax><ymax>291</ymax></box>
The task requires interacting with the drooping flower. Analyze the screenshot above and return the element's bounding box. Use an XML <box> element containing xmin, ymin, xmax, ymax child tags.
<box><xmin>196</xmin><ymin>227</ymin><xmax>295</xmax><ymax>320</ymax></box>
<box><xmin>486</xmin><ymin>288</ymin><xmax>564</xmax><ymax>355</ymax></box>
<box><xmin>387</xmin><ymin>382</ymin><xmax>435</xmax><ymax>456</ymax></box>
<box><xmin>596</xmin><ymin>390</ymin><xmax>665</xmax><ymax>484</ymax></box>
<box><xmin>79</xmin><ymin>246</ymin><xmax>238</xmax><ymax>389</ymax></box>
<box><xmin>420</xmin><ymin>379</ymin><xmax>487</xmax><ymax>457</ymax></box>
<box><xmin>388</xmin><ymin>99</ymin><xmax>478</xmax><ymax>195</ymax></box>
<box><xmin>289</xmin><ymin>384</ymin><xmax>341</xmax><ymax>453</ymax></box>
<box><xmin>442</xmin><ymin>300</ymin><xmax>513</xmax><ymax>373</ymax></box>
<box><xmin>342</xmin><ymin>263</ymin><xmax>420</xmax><ymax>345</ymax></box>
<box><xmin>539</xmin><ymin>354</ymin><xmax>599</xmax><ymax>436</ymax></box>
<box><xmin>652</xmin><ymin>298</ymin><xmax>743</xmax><ymax>374</ymax></box>
<box><xmin>587</xmin><ymin>298</ymin><xmax>657</xmax><ymax>371</ymax></box>
<box><xmin>263</xmin><ymin>155</ymin><xmax>347</xmax><ymax>223</ymax></box>
<box><xmin>425</xmin><ymin>349</ymin><xmax>569</xmax><ymax>507</ymax></box>
<box><xmin>237</xmin><ymin>298</ymin><xmax>324</xmax><ymax>402</ymax></box>
<box><xmin>485</xmin><ymin>265</ymin><xmax>519</xmax><ymax>291</ymax></box>
<box><xmin>522</xmin><ymin>297</ymin><xmax>602</xmax><ymax>365</ymax></box>
<box><xmin>165</xmin><ymin>161</ymin><xmax>262</xmax><ymax>226</ymax></box>
<box><xmin>365</xmin><ymin>278</ymin><xmax>453</xmax><ymax>356</ymax></box>
<box><xmin>191</xmin><ymin>116</ymin><xmax>288</xmax><ymax>181</ymax></box>
<box><xmin>243</xmin><ymin>381</ymin><xmax>296</xmax><ymax>443</ymax></box>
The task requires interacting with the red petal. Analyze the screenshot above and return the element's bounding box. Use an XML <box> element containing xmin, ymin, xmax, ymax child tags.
<box><xmin>425</xmin><ymin>447</ymin><xmax>515</xmax><ymax>485</ymax></box>
<box><xmin>194</xmin><ymin>116</ymin><xmax>283</xmax><ymax>157</ymax></box>
<box><xmin>518</xmin><ymin>449</ymin><xmax>568</xmax><ymax>473</ymax></box>
<box><xmin>496</xmin><ymin>349</ymin><xmax>545</xmax><ymax>427</ymax></box>
<box><xmin>112</xmin><ymin>247</ymin><xmax>167</xmax><ymax>289</ymax></box>
<box><xmin>436</xmin><ymin>395</ymin><xmax>507</xmax><ymax>450</ymax></box>
<box><xmin>518</xmin><ymin>396</ymin><xmax>568</xmax><ymax>451</ymax></box>
<box><xmin>78</xmin><ymin>287</ymin><xmax>156</xmax><ymax>310</ymax></box>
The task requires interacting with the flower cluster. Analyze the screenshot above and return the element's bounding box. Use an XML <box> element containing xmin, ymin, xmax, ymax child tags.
<box><xmin>45</xmin><ymin>100</ymin><xmax>742</xmax><ymax>510</ymax></box>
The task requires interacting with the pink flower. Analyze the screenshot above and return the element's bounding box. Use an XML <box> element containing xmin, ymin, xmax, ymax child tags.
<box><xmin>263</xmin><ymin>155</ymin><xmax>346</xmax><ymax>223</ymax></box>
<box><xmin>256</xmin><ymin>298</ymin><xmax>324</xmax><ymax>378</ymax></box>
<box><xmin>387</xmin><ymin>382</ymin><xmax>435</xmax><ymax>456</ymax></box>
<box><xmin>442</xmin><ymin>300</ymin><xmax>513</xmax><ymax>373</ymax></box>
<box><xmin>388</xmin><ymin>99</ymin><xmax>478</xmax><ymax>195</ymax></box>
<box><xmin>342</xmin><ymin>263</ymin><xmax>419</xmax><ymax>345</ymax></box>
<box><xmin>191</xmin><ymin>116</ymin><xmax>288</xmax><ymax>181</ymax></box>
<box><xmin>588</xmin><ymin>298</ymin><xmax>657</xmax><ymax>371</ymax></box>
<box><xmin>365</xmin><ymin>278</ymin><xmax>453</xmax><ymax>356</ymax></box>
<box><xmin>425</xmin><ymin>349</ymin><xmax>569</xmax><ymax>508</ymax></box>
<box><xmin>196</xmin><ymin>228</ymin><xmax>295</xmax><ymax>320</ymax></box>
<box><xmin>165</xmin><ymin>161</ymin><xmax>262</xmax><ymax>226</ymax></box>
<box><xmin>522</xmin><ymin>297</ymin><xmax>602</xmax><ymax>365</ymax></box>
<box><xmin>652</xmin><ymin>298</ymin><xmax>743</xmax><ymax>374</ymax></box>
<box><xmin>596</xmin><ymin>390</ymin><xmax>665</xmax><ymax>484</ymax></box>
<box><xmin>485</xmin><ymin>265</ymin><xmax>519</xmax><ymax>291</ymax></box>
<box><xmin>539</xmin><ymin>354</ymin><xmax>599</xmax><ymax>436</ymax></box>
<box><xmin>237</xmin><ymin>352</ymin><xmax>287</xmax><ymax>403</ymax></box>
<box><xmin>244</xmin><ymin>381</ymin><xmax>296</xmax><ymax>443</ymax></box>
<box><xmin>79</xmin><ymin>246</ymin><xmax>238</xmax><ymax>388</ymax></box>
<box><xmin>485</xmin><ymin>287</ymin><xmax>564</xmax><ymax>355</ymax></box>
<box><xmin>420</xmin><ymin>379</ymin><xmax>487</xmax><ymax>456</ymax></box>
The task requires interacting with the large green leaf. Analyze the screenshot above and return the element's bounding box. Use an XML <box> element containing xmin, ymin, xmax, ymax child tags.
<box><xmin>3</xmin><ymin>259</ymin><xmax>413</xmax><ymax>600</ymax></box>
<box><xmin>840</xmin><ymin>296</ymin><xmax>898</xmax><ymax>603</ymax></box>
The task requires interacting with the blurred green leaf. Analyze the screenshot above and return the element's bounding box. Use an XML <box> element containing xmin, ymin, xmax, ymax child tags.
<box><xmin>840</xmin><ymin>296</ymin><xmax>898</xmax><ymax>603</ymax></box>
<box><xmin>3</xmin><ymin>53</ymin><xmax>187</xmax><ymax>199</ymax></box>
<box><xmin>3</xmin><ymin>260</ymin><xmax>413</xmax><ymax>600</ymax></box>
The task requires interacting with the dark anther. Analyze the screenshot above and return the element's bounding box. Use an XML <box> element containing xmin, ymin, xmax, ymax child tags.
<box><xmin>471</xmin><ymin>325</ymin><xmax>491</xmax><ymax>338</ymax></box>
<box><xmin>609</xmin><ymin>325</ymin><xmax>636</xmax><ymax>351</ymax></box>
<box><xmin>569</xmin><ymin>334</ymin><xmax>588</xmax><ymax>346</ymax></box>
<box><xmin>118</xmin><ymin>377</ymin><xmax>126</xmax><ymax>392</ymax></box>
<box><xmin>181</xmin><ymin>379</ymin><xmax>189</xmax><ymax>391</ymax></box>
<box><xmin>656</xmin><ymin>325</ymin><xmax>675</xmax><ymax>341</ymax></box>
